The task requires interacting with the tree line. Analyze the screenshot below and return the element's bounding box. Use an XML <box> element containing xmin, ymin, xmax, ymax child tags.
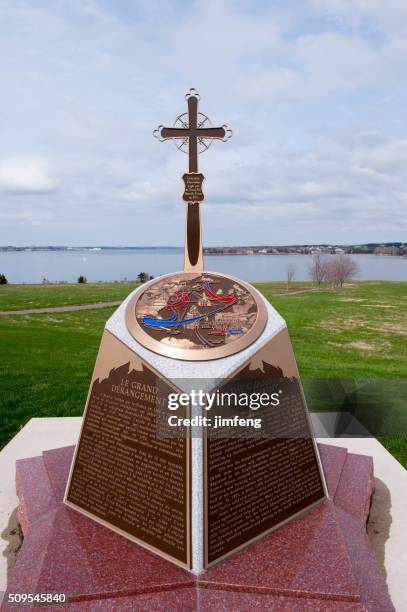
<box><xmin>286</xmin><ymin>254</ymin><xmax>358</xmax><ymax>289</ymax></box>
<box><xmin>308</xmin><ymin>253</ymin><xmax>358</xmax><ymax>288</ymax></box>
<box><xmin>1</xmin><ymin>260</ymin><xmax>358</xmax><ymax>288</ymax></box>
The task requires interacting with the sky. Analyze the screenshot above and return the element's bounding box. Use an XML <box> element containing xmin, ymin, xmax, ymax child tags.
<box><xmin>0</xmin><ymin>0</ymin><xmax>406</xmax><ymax>247</ymax></box>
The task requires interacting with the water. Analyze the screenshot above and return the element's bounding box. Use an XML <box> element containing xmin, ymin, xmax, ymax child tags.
<box><xmin>0</xmin><ymin>249</ymin><xmax>405</xmax><ymax>283</ymax></box>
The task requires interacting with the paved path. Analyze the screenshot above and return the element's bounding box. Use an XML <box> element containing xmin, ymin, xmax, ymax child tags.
<box><xmin>264</xmin><ymin>287</ymin><xmax>340</xmax><ymax>296</ymax></box>
<box><xmin>273</xmin><ymin>288</ymin><xmax>319</xmax><ymax>296</ymax></box>
<box><xmin>0</xmin><ymin>287</ymin><xmax>338</xmax><ymax>315</ymax></box>
<box><xmin>0</xmin><ymin>301</ymin><xmax>122</xmax><ymax>315</ymax></box>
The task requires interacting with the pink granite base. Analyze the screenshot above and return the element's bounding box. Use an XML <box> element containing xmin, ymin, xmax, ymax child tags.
<box><xmin>2</xmin><ymin>444</ymin><xmax>394</xmax><ymax>611</ymax></box>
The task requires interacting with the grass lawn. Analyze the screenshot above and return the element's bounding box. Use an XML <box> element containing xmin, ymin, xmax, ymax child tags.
<box><xmin>0</xmin><ymin>281</ymin><xmax>315</xmax><ymax>310</ymax></box>
<box><xmin>0</xmin><ymin>282</ymin><xmax>140</xmax><ymax>310</ymax></box>
<box><xmin>0</xmin><ymin>281</ymin><xmax>406</xmax><ymax>466</ymax></box>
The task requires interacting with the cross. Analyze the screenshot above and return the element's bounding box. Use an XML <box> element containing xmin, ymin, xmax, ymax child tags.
<box><xmin>160</xmin><ymin>93</ymin><xmax>226</xmax><ymax>173</ymax></box>
<box><xmin>154</xmin><ymin>89</ymin><xmax>232</xmax><ymax>272</ymax></box>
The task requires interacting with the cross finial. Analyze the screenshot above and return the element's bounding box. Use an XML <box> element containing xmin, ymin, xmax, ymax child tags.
<box><xmin>154</xmin><ymin>90</ymin><xmax>232</xmax><ymax>272</ymax></box>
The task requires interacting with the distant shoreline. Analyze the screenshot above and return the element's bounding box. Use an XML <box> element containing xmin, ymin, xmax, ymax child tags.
<box><xmin>1</xmin><ymin>242</ymin><xmax>406</xmax><ymax>257</ymax></box>
<box><xmin>0</xmin><ymin>249</ymin><xmax>405</xmax><ymax>284</ymax></box>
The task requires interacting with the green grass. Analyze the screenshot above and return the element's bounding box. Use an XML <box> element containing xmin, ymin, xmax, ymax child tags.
<box><xmin>0</xmin><ymin>308</ymin><xmax>113</xmax><ymax>447</ymax></box>
<box><xmin>258</xmin><ymin>281</ymin><xmax>407</xmax><ymax>465</ymax></box>
<box><xmin>255</xmin><ymin>281</ymin><xmax>407</xmax><ymax>378</ymax></box>
<box><xmin>0</xmin><ymin>282</ymin><xmax>140</xmax><ymax>310</ymax></box>
<box><xmin>0</xmin><ymin>281</ymin><xmax>316</xmax><ymax>310</ymax></box>
<box><xmin>0</xmin><ymin>281</ymin><xmax>406</xmax><ymax>467</ymax></box>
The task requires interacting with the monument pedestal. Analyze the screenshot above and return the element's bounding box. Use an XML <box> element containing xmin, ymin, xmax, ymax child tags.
<box><xmin>64</xmin><ymin>91</ymin><xmax>326</xmax><ymax>576</ymax></box>
<box><xmin>63</xmin><ymin>275</ymin><xmax>327</xmax><ymax>572</ymax></box>
<box><xmin>3</xmin><ymin>443</ymin><xmax>394</xmax><ymax>610</ymax></box>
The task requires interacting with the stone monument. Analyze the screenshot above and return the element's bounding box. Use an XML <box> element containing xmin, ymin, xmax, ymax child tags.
<box><xmin>4</xmin><ymin>90</ymin><xmax>395</xmax><ymax>612</ymax></box>
<box><xmin>64</xmin><ymin>89</ymin><xmax>327</xmax><ymax>572</ymax></box>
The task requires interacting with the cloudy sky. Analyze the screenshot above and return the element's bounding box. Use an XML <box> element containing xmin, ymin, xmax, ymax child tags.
<box><xmin>0</xmin><ymin>0</ymin><xmax>406</xmax><ymax>246</ymax></box>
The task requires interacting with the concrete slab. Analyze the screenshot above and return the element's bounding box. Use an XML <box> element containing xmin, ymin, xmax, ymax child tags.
<box><xmin>0</xmin><ymin>418</ymin><xmax>82</xmax><ymax>600</ymax></box>
<box><xmin>311</xmin><ymin>410</ymin><xmax>373</xmax><ymax>437</ymax></box>
<box><xmin>320</xmin><ymin>436</ymin><xmax>407</xmax><ymax>612</ymax></box>
<box><xmin>0</xmin><ymin>416</ymin><xmax>406</xmax><ymax>611</ymax></box>
<box><xmin>4</xmin><ymin>446</ymin><xmax>386</xmax><ymax>609</ymax></box>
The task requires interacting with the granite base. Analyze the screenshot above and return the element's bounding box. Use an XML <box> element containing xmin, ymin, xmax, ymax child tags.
<box><xmin>2</xmin><ymin>444</ymin><xmax>394</xmax><ymax>611</ymax></box>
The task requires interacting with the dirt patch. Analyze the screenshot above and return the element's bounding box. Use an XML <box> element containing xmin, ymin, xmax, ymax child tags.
<box><xmin>367</xmin><ymin>477</ymin><xmax>392</xmax><ymax>582</ymax></box>
<box><xmin>0</xmin><ymin>301</ymin><xmax>122</xmax><ymax>316</ymax></box>
<box><xmin>320</xmin><ymin>317</ymin><xmax>366</xmax><ymax>333</ymax></box>
<box><xmin>362</xmin><ymin>304</ymin><xmax>396</xmax><ymax>309</ymax></box>
<box><xmin>327</xmin><ymin>338</ymin><xmax>392</xmax><ymax>354</ymax></box>
<box><xmin>1</xmin><ymin>508</ymin><xmax>24</xmax><ymax>581</ymax></box>
<box><xmin>340</xmin><ymin>298</ymin><xmax>365</xmax><ymax>303</ymax></box>
<box><xmin>327</xmin><ymin>341</ymin><xmax>343</xmax><ymax>348</ymax></box>
<box><xmin>346</xmin><ymin>341</ymin><xmax>376</xmax><ymax>352</ymax></box>
<box><xmin>321</xmin><ymin>314</ymin><xmax>407</xmax><ymax>338</ymax></box>
<box><xmin>374</xmin><ymin>322</ymin><xmax>407</xmax><ymax>336</ymax></box>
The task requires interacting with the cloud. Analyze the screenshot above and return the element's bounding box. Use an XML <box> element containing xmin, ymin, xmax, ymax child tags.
<box><xmin>311</xmin><ymin>0</ymin><xmax>407</xmax><ymax>36</ymax></box>
<box><xmin>199</xmin><ymin>132</ymin><xmax>407</xmax><ymax>238</ymax></box>
<box><xmin>0</xmin><ymin>158</ymin><xmax>55</xmax><ymax>193</ymax></box>
<box><xmin>0</xmin><ymin>0</ymin><xmax>405</xmax><ymax>245</ymax></box>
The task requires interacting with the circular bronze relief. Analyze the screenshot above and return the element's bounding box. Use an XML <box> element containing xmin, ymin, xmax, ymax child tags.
<box><xmin>125</xmin><ymin>272</ymin><xmax>267</xmax><ymax>361</ymax></box>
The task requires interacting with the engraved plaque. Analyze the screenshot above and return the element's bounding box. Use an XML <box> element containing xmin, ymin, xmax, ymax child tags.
<box><xmin>126</xmin><ymin>272</ymin><xmax>267</xmax><ymax>361</ymax></box>
<box><xmin>65</xmin><ymin>317</ymin><xmax>325</xmax><ymax>572</ymax></box>
<box><xmin>65</xmin><ymin>331</ymin><xmax>190</xmax><ymax>568</ymax></box>
<box><xmin>182</xmin><ymin>172</ymin><xmax>205</xmax><ymax>202</ymax></box>
<box><xmin>204</xmin><ymin>329</ymin><xmax>326</xmax><ymax>567</ymax></box>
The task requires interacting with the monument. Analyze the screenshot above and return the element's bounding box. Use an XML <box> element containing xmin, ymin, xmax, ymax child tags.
<box><xmin>3</xmin><ymin>90</ymin><xmax>395</xmax><ymax>612</ymax></box>
<box><xmin>64</xmin><ymin>89</ymin><xmax>327</xmax><ymax>572</ymax></box>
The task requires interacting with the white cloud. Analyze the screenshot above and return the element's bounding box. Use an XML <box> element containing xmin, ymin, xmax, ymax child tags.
<box><xmin>0</xmin><ymin>158</ymin><xmax>55</xmax><ymax>193</ymax></box>
<box><xmin>202</xmin><ymin>133</ymin><xmax>407</xmax><ymax>230</ymax></box>
<box><xmin>0</xmin><ymin>0</ymin><xmax>405</xmax><ymax>245</ymax></box>
<box><xmin>312</xmin><ymin>0</ymin><xmax>407</xmax><ymax>35</ymax></box>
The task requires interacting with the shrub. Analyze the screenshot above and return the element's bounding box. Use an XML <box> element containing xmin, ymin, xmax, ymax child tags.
<box><xmin>137</xmin><ymin>272</ymin><xmax>150</xmax><ymax>283</ymax></box>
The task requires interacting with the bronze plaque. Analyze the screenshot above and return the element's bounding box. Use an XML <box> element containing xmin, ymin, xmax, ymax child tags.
<box><xmin>204</xmin><ymin>329</ymin><xmax>326</xmax><ymax>567</ymax></box>
<box><xmin>126</xmin><ymin>272</ymin><xmax>267</xmax><ymax>361</ymax></box>
<box><xmin>182</xmin><ymin>172</ymin><xmax>204</xmax><ymax>202</ymax></box>
<box><xmin>65</xmin><ymin>331</ymin><xmax>190</xmax><ymax>568</ymax></box>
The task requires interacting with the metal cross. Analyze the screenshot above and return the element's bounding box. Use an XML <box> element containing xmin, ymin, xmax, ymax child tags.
<box><xmin>154</xmin><ymin>89</ymin><xmax>232</xmax><ymax>272</ymax></box>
